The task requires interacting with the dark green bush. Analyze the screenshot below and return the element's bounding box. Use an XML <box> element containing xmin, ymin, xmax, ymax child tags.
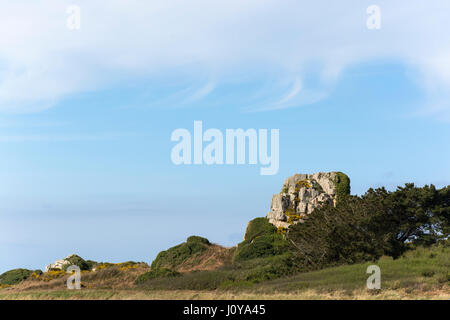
<box><xmin>151</xmin><ymin>236</ymin><xmax>211</xmax><ymax>270</ymax></box>
<box><xmin>233</xmin><ymin>234</ymin><xmax>290</xmax><ymax>262</ymax></box>
<box><xmin>0</xmin><ymin>269</ymin><xmax>36</xmax><ymax>285</ymax></box>
<box><xmin>243</xmin><ymin>217</ymin><xmax>277</xmax><ymax>241</ymax></box>
<box><xmin>333</xmin><ymin>172</ymin><xmax>351</xmax><ymax>202</ymax></box>
<box><xmin>61</xmin><ymin>255</ymin><xmax>90</xmax><ymax>271</ymax></box>
<box><xmin>135</xmin><ymin>268</ymin><xmax>180</xmax><ymax>284</ymax></box>
<box><xmin>288</xmin><ymin>183</ymin><xmax>450</xmax><ymax>269</ymax></box>
<box><xmin>85</xmin><ymin>260</ymin><xmax>98</xmax><ymax>270</ymax></box>
<box><xmin>234</xmin><ymin>253</ymin><xmax>298</xmax><ymax>283</ymax></box>
<box><xmin>186</xmin><ymin>236</ymin><xmax>210</xmax><ymax>245</ymax></box>
<box><xmin>233</xmin><ymin>218</ymin><xmax>290</xmax><ymax>263</ymax></box>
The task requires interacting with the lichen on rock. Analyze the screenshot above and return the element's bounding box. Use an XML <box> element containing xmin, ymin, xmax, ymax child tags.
<box><xmin>266</xmin><ymin>171</ymin><xmax>350</xmax><ymax>228</ymax></box>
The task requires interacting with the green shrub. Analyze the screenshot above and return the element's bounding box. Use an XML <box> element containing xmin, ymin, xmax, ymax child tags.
<box><xmin>135</xmin><ymin>268</ymin><xmax>180</xmax><ymax>284</ymax></box>
<box><xmin>61</xmin><ymin>255</ymin><xmax>90</xmax><ymax>271</ymax></box>
<box><xmin>151</xmin><ymin>236</ymin><xmax>211</xmax><ymax>270</ymax></box>
<box><xmin>333</xmin><ymin>172</ymin><xmax>351</xmax><ymax>202</ymax></box>
<box><xmin>0</xmin><ymin>269</ymin><xmax>36</xmax><ymax>285</ymax></box>
<box><xmin>233</xmin><ymin>253</ymin><xmax>298</xmax><ymax>283</ymax></box>
<box><xmin>243</xmin><ymin>217</ymin><xmax>277</xmax><ymax>241</ymax></box>
<box><xmin>186</xmin><ymin>236</ymin><xmax>210</xmax><ymax>245</ymax></box>
<box><xmin>85</xmin><ymin>267</ymin><xmax>122</xmax><ymax>281</ymax></box>
<box><xmin>288</xmin><ymin>183</ymin><xmax>450</xmax><ymax>269</ymax></box>
<box><xmin>234</xmin><ymin>234</ymin><xmax>290</xmax><ymax>262</ymax></box>
<box><xmin>85</xmin><ymin>260</ymin><xmax>98</xmax><ymax>270</ymax></box>
<box><xmin>234</xmin><ymin>218</ymin><xmax>291</xmax><ymax>263</ymax></box>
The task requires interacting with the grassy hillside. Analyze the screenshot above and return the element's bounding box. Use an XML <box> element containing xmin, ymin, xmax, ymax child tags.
<box><xmin>0</xmin><ymin>244</ymin><xmax>448</xmax><ymax>300</ymax></box>
<box><xmin>1</xmin><ymin>181</ymin><xmax>448</xmax><ymax>300</ymax></box>
<box><xmin>250</xmin><ymin>245</ymin><xmax>449</xmax><ymax>294</ymax></box>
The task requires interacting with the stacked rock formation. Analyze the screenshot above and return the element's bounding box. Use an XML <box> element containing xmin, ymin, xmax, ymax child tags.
<box><xmin>266</xmin><ymin>172</ymin><xmax>349</xmax><ymax>229</ymax></box>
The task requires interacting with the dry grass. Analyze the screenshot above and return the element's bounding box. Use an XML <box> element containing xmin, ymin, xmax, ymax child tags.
<box><xmin>10</xmin><ymin>263</ymin><xmax>150</xmax><ymax>292</ymax></box>
<box><xmin>0</xmin><ymin>286</ymin><xmax>448</xmax><ymax>300</ymax></box>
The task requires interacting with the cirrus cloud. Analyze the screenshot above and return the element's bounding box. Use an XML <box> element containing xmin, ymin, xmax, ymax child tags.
<box><xmin>0</xmin><ymin>0</ymin><xmax>449</xmax><ymax>117</ymax></box>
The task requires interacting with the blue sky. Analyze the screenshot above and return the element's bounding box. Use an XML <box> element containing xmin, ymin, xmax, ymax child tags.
<box><xmin>1</xmin><ymin>1</ymin><xmax>450</xmax><ymax>273</ymax></box>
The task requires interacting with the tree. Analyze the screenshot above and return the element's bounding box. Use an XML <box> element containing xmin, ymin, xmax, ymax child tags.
<box><xmin>288</xmin><ymin>183</ymin><xmax>450</xmax><ymax>267</ymax></box>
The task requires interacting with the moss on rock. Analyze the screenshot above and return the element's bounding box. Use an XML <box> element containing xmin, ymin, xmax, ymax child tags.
<box><xmin>334</xmin><ymin>172</ymin><xmax>351</xmax><ymax>202</ymax></box>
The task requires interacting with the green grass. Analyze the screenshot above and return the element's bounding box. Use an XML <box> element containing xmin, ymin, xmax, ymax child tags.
<box><xmin>247</xmin><ymin>244</ymin><xmax>449</xmax><ymax>294</ymax></box>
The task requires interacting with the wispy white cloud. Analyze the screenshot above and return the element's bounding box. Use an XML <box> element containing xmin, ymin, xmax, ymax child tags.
<box><xmin>276</xmin><ymin>77</ymin><xmax>303</xmax><ymax>106</ymax></box>
<box><xmin>185</xmin><ymin>80</ymin><xmax>216</xmax><ymax>103</ymax></box>
<box><xmin>244</xmin><ymin>77</ymin><xmax>329</xmax><ymax>112</ymax></box>
<box><xmin>0</xmin><ymin>1</ymin><xmax>450</xmax><ymax>117</ymax></box>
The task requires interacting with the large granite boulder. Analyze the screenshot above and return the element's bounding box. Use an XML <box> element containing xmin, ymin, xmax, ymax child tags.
<box><xmin>266</xmin><ymin>172</ymin><xmax>350</xmax><ymax>228</ymax></box>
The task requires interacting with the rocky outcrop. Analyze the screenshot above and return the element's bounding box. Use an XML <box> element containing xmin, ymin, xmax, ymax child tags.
<box><xmin>45</xmin><ymin>254</ymin><xmax>81</xmax><ymax>272</ymax></box>
<box><xmin>266</xmin><ymin>172</ymin><xmax>350</xmax><ymax>228</ymax></box>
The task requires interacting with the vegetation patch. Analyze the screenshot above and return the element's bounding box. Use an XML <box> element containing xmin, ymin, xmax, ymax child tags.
<box><xmin>234</xmin><ymin>218</ymin><xmax>291</xmax><ymax>263</ymax></box>
<box><xmin>288</xmin><ymin>183</ymin><xmax>450</xmax><ymax>270</ymax></box>
<box><xmin>233</xmin><ymin>234</ymin><xmax>290</xmax><ymax>262</ymax></box>
<box><xmin>333</xmin><ymin>172</ymin><xmax>351</xmax><ymax>202</ymax></box>
<box><xmin>295</xmin><ymin>179</ymin><xmax>312</xmax><ymax>191</ymax></box>
<box><xmin>0</xmin><ymin>269</ymin><xmax>41</xmax><ymax>285</ymax></box>
<box><xmin>151</xmin><ymin>235</ymin><xmax>212</xmax><ymax>270</ymax></box>
<box><xmin>136</xmin><ymin>253</ymin><xmax>298</xmax><ymax>291</ymax></box>
<box><xmin>135</xmin><ymin>268</ymin><xmax>180</xmax><ymax>284</ymax></box>
<box><xmin>248</xmin><ymin>243</ymin><xmax>450</xmax><ymax>295</ymax></box>
<box><xmin>61</xmin><ymin>255</ymin><xmax>90</xmax><ymax>271</ymax></box>
<box><xmin>243</xmin><ymin>217</ymin><xmax>277</xmax><ymax>241</ymax></box>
